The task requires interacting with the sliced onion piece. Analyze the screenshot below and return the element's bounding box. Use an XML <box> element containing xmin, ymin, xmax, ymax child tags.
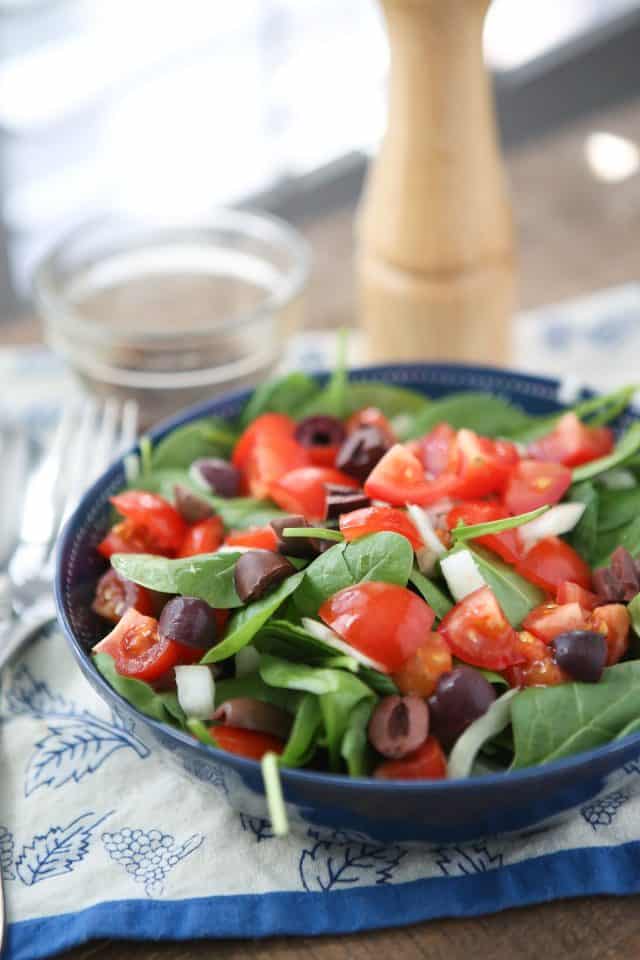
<box><xmin>447</xmin><ymin>688</ymin><xmax>519</xmax><ymax>779</ymax></box>
<box><xmin>440</xmin><ymin>549</ymin><xmax>486</xmax><ymax>602</ymax></box>
<box><xmin>519</xmin><ymin>502</ymin><xmax>585</xmax><ymax>553</ymax></box>
<box><xmin>301</xmin><ymin>617</ymin><xmax>389</xmax><ymax>673</ymax></box>
<box><xmin>175</xmin><ymin>665</ymin><xmax>216</xmax><ymax>720</ymax></box>
<box><xmin>407</xmin><ymin>504</ymin><xmax>446</xmax><ymax>575</ymax></box>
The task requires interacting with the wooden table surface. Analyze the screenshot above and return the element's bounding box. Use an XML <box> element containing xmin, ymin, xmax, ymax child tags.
<box><xmin>5</xmin><ymin>97</ymin><xmax>640</xmax><ymax>959</ymax></box>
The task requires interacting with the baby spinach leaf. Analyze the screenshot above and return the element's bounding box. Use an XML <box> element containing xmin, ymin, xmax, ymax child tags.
<box><xmin>404</xmin><ymin>393</ymin><xmax>534</xmax><ymax>440</ymax></box>
<box><xmin>93</xmin><ymin>653</ymin><xmax>186</xmax><ymax>726</ymax></box>
<box><xmin>214</xmin><ymin>672</ymin><xmax>300</xmax><ymax>713</ymax></box>
<box><xmin>567</xmin><ymin>480</ymin><xmax>599</xmax><ymax>564</ymax></box>
<box><xmin>111</xmin><ymin>551</ymin><xmax>242</xmax><ymax>608</ymax></box>
<box><xmin>511</xmin><ymin>661</ymin><xmax>640</xmax><ymax>768</ymax></box>
<box><xmin>616</xmin><ymin>716</ymin><xmax>640</xmax><ymax>741</ymax></box>
<box><xmin>341</xmin><ymin>698</ymin><xmax>375</xmax><ymax>777</ymax></box>
<box><xmin>342</xmin><ymin>381</ymin><xmax>429</xmax><ymax>419</ymax></box>
<box><xmin>357</xmin><ymin>667</ymin><xmax>399</xmax><ymax>696</ymax></box>
<box><xmin>298</xmin><ymin>330</ymin><xmax>348</xmax><ymax>418</ymax></box>
<box><xmin>187</xmin><ymin>717</ymin><xmax>218</xmax><ymax>747</ymax></box>
<box><xmin>596</xmin><ymin>486</ymin><xmax>640</xmax><ymax>534</ymax></box>
<box><xmin>627</xmin><ymin>593</ymin><xmax>640</xmax><ymax>638</ymax></box>
<box><xmin>279</xmin><ymin>694</ymin><xmax>323</xmax><ymax>767</ymax></box>
<box><xmin>466</xmin><ymin>545</ymin><xmax>545</xmax><ymax>627</ymax></box>
<box><xmin>239</xmin><ymin>372</ymin><xmax>320</xmax><ymax>427</ymax></box>
<box><xmin>592</xmin><ymin>515</ymin><xmax>640</xmax><ymax>567</ymax></box>
<box><xmin>200</xmin><ymin>571</ymin><xmax>305</xmax><ymax>663</ymax></box>
<box><xmin>451</xmin><ymin>506</ymin><xmax>549</xmax><ymax>542</ymax></box>
<box><xmin>282</xmin><ymin>526</ymin><xmax>343</xmax><ymax>542</ymax></box>
<box><xmin>408</xmin><ymin>568</ymin><xmax>453</xmax><ymax>620</ymax></box>
<box><xmin>294</xmin><ymin>532</ymin><xmax>413</xmax><ymax>616</ymax></box>
<box><xmin>572</xmin><ymin>422</ymin><xmax>640</xmax><ymax>483</ymax></box>
<box><xmin>150</xmin><ymin>418</ymin><xmax>237</xmax><ymax>470</ymax></box>
<box><xmin>255</xmin><ymin>620</ymin><xmax>352</xmax><ymax>665</ymax></box>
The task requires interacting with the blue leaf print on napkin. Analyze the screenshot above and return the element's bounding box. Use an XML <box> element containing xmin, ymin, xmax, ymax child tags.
<box><xmin>2</xmin><ymin>665</ymin><xmax>74</xmax><ymax>719</ymax></box>
<box><xmin>624</xmin><ymin>760</ymin><xmax>640</xmax><ymax>776</ymax></box>
<box><xmin>239</xmin><ymin>815</ymin><xmax>274</xmax><ymax>843</ymax></box>
<box><xmin>299</xmin><ymin>829</ymin><xmax>406</xmax><ymax>892</ymax></box>
<box><xmin>434</xmin><ymin>842</ymin><xmax>504</xmax><ymax>877</ymax></box>
<box><xmin>16</xmin><ymin>811</ymin><xmax>111</xmax><ymax>886</ymax></box>
<box><xmin>581</xmin><ymin>790</ymin><xmax>630</xmax><ymax>830</ymax></box>
<box><xmin>102</xmin><ymin>828</ymin><xmax>204</xmax><ymax>897</ymax></box>
<box><xmin>0</xmin><ymin>826</ymin><xmax>15</xmax><ymax>881</ymax></box>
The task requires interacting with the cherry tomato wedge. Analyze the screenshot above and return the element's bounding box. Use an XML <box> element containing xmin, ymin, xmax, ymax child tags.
<box><xmin>374</xmin><ymin>736</ymin><xmax>447</xmax><ymax>780</ymax></box>
<box><xmin>392</xmin><ymin>633</ymin><xmax>453</xmax><ymax>697</ymax></box>
<box><xmin>232</xmin><ymin>413</ymin><xmax>296</xmax><ymax>471</ymax></box>
<box><xmin>92</xmin><ymin>569</ymin><xmax>154</xmax><ymax>623</ymax></box>
<box><xmin>503</xmin><ymin>460</ymin><xmax>572</xmax><ymax>515</ymax></box>
<box><xmin>319</xmin><ymin>581</ymin><xmax>436</xmax><ymax>673</ymax></box>
<box><xmin>211</xmin><ymin>726</ymin><xmax>284</xmax><ymax>760</ymax></box>
<box><xmin>232</xmin><ymin>413</ymin><xmax>309</xmax><ymax>499</ymax></box>
<box><xmin>438</xmin><ymin>586</ymin><xmax>525</xmax><ymax>670</ymax></box>
<box><xmin>419</xmin><ymin>423</ymin><xmax>457</xmax><ymax>477</ymax></box>
<box><xmin>454</xmin><ymin>429</ymin><xmax>519</xmax><ymax>498</ymax></box>
<box><xmin>346</xmin><ymin>407</ymin><xmax>396</xmax><ymax>445</ymax></box>
<box><xmin>528</xmin><ymin>413</ymin><xmax>614</xmax><ymax>468</ymax></box>
<box><xmin>339</xmin><ymin>506</ymin><xmax>423</xmax><ymax>550</ymax></box>
<box><xmin>224</xmin><ymin>526</ymin><xmax>279</xmax><ymax>550</ymax></box>
<box><xmin>364</xmin><ymin>444</ymin><xmax>458</xmax><ymax>506</ymax></box>
<box><xmin>556</xmin><ymin>581</ymin><xmax>599</xmax><ymax>610</ymax></box>
<box><xmin>522</xmin><ymin>602</ymin><xmax>590</xmax><ymax>643</ymax></box>
<box><xmin>516</xmin><ymin>536</ymin><xmax>592</xmax><ymax>594</ymax></box>
<box><xmin>504</xmin><ymin>631</ymin><xmax>569</xmax><ymax>688</ymax></box>
<box><xmin>110</xmin><ymin>491</ymin><xmax>187</xmax><ymax>555</ymax></box>
<box><xmin>97</xmin><ymin>519</ymin><xmax>159</xmax><ymax>559</ymax></box>
<box><xmin>446</xmin><ymin>502</ymin><xmax>522</xmax><ymax>565</ymax></box>
<box><xmin>269</xmin><ymin>466</ymin><xmax>359</xmax><ymax>521</ymax></box>
<box><xmin>306</xmin><ymin>444</ymin><xmax>340</xmax><ymax>468</ymax></box>
<box><xmin>92</xmin><ymin>608</ymin><xmax>200</xmax><ymax>682</ymax></box>
<box><xmin>178</xmin><ymin>516</ymin><xmax>224</xmax><ymax>557</ymax></box>
<box><xmin>592</xmin><ymin>603</ymin><xmax>630</xmax><ymax>665</ymax></box>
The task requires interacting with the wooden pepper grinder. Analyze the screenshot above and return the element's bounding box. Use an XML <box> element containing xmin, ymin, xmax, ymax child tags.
<box><xmin>357</xmin><ymin>0</ymin><xmax>515</xmax><ymax>364</ymax></box>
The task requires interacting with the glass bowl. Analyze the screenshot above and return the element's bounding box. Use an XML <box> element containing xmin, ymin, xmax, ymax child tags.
<box><xmin>34</xmin><ymin>211</ymin><xmax>311</xmax><ymax>427</ymax></box>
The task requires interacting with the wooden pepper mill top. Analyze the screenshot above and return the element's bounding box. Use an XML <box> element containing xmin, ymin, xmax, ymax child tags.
<box><xmin>357</xmin><ymin>0</ymin><xmax>515</xmax><ymax>364</ymax></box>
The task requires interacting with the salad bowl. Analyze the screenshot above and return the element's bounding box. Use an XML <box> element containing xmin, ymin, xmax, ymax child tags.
<box><xmin>54</xmin><ymin>363</ymin><xmax>640</xmax><ymax>843</ymax></box>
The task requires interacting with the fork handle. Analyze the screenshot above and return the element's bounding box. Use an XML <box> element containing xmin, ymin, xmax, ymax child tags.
<box><xmin>0</xmin><ymin>600</ymin><xmax>56</xmax><ymax>673</ymax></box>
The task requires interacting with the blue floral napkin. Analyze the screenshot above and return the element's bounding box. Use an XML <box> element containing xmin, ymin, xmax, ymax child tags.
<box><xmin>2</xmin><ymin>623</ymin><xmax>640</xmax><ymax>960</ymax></box>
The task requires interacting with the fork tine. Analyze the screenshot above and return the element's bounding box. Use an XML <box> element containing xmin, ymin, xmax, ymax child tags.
<box><xmin>54</xmin><ymin>397</ymin><xmax>98</xmax><ymax>534</ymax></box>
<box><xmin>19</xmin><ymin>403</ymin><xmax>76</xmax><ymax>545</ymax></box>
<box><xmin>118</xmin><ymin>400</ymin><xmax>139</xmax><ymax>456</ymax></box>
<box><xmin>90</xmin><ymin>397</ymin><xmax>120</xmax><ymax>483</ymax></box>
<box><xmin>0</xmin><ymin>423</ymin><xmax>29</xmax><ymax>567</ymax></box>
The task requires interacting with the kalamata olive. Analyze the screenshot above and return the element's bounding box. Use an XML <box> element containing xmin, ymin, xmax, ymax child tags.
<box><xmin>611</xmin><ymin>546</ymin><xmax>640</xmax><ymax>601</ymax></box>
<box><xmin>428</xmin><ymin>667</ymin><xmax>496</xmax><ymax>750</ymax></box>
<box><xmin>234</xmin><ymin>550</ymin><xmax>295</xmax><ymax>603</ymax></box>
<box><xmin>294</xmin><ymin>415</ymin><xmax>346</xmax><ymax>449</ymax></box>
<box><xmin>592</xmin><ymin>567</ymin><xmax>621</xmax><ymax>603</ymax></box>
<box><xmin>367</xmin><ymin>695</ymin><xmax>429</xmax><ymax>759</ymax></box>
<box><xmin>335</xmin><ymin>426</ymin><xmax>389</xmax><ymax>482</ymax></box>
<box><xmin>213</xmin><ymin>698</ymin><xmax>292</xmax><ymax>739</ymax></box>
<box><xmin>189</xmin><ymin>458</ymin><xmax>240</xmax><ymax>498</ymax></box>
<box><xmin>551</xmin><ymin>630</ymin><xmax>607</xmax><ymax>683</ymax></box>
<box><xmin>270</xmin><ymin>515</ymin><xmax>320</xmax><ymax>558</ymax></box>
<box><xmin>324</xmin><ymin>483</ymin><xmax>371</xmax><ymax>521</ymax></box>
<box><xmin>173</xmin><ymin>484</ymin><xmax>214</xmax><ymax>523</ymax></box>
<box><xmin>158</xmin><ymin>596</ymin><xmax>218</xmax><ymax>649</ymax></box>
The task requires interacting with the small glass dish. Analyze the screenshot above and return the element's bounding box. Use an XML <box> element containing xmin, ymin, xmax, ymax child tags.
<box><xmin>34</xmin><ymin>211</ymin><xmax>311</xmax><ymax>427</ymax></box>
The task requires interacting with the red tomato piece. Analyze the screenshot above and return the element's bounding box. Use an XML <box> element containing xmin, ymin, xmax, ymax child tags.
<box><xmin>438</xmin><ymin>586</ymin><xmax>525</xmax><ymax>670</ymax></box>
<box><xmin>269</xmin><ymin>466</ymin><xmax>359</xmax><ymax>521</ymax></box>
<box><xmin>224</xmin><ymin>526</ymin><xmax>279</xmax><ymax>550</ymax></box>
<box><xmin>392</xmin><ymin>632</ymin><xmax>453</xmax><ymax>697</ymax></box>
<box><xmin>346</xmin><ymin>406</ymin><xmax>396</xmax><ymax>445</ymax></box>
<box><xmin>522</xmin><ymin>601</ymin><xmax>590</xmax><ymax>643</ymax></box>
<box><xmin>504</xmin><ymin>631</ymin><xmax>569</xmax><ymax>688</ymax></box>
<box><xmin>92</xmin><ymin>608</ymin><xmax>199</xmax><ymax>682</ymax></box>
<box><xmin>446</xmin><ymin>502</ymin><xmax>522</xmax><ymax>565</ymax></box>
<box><xmin>592</xmin><ymin>603</ymin><xmax>630</xmax><ymax>665</ymax></box>
<box><xmin>556</xmin><ymin>581</ymin><xmax>599</xmax><ymax>610</ymax></box>
<box><xmin>454</xmin><ymin>429</ymin><xmax>519</xmax><ymax>498</ymax></box>
<box><xmin>319</xmin><ymin>581</ymin><xmax>435</xmax><ymax>673</ymax></box>
<box><xmin>419</xmin><ymin>423</ymin><xmax>458</xmax><ymax>477</ymax></box>
<box><xmin>232</xmin><ymin>413</ymin><xmax>309</xmax><ymax>499</ymax></box>
<box><xmin>92</xmin><ymin>569</ymin><xmax>154</xmax><ymax>623</ymax></box>
<box><xmin>516</xmin><ymin>537</ymin><xmax>592</xmax><ymax>594</ymax></box>
<box><xmin>110</xmin><ymin>491</ymin><xmax>187</xmax><ymax>555</ymax></box>
<box><xmin>339</xmin><ymin>506</ymin><xmax>423</xmax><ymax>551</ymax></box>
<box><xmin>503</xmin><ymin>460</ymin><xmax>572</xmax><ymax>515</ymax></box>
<box><xmin>178</xmin><ymin>516</ymin><xmax>224</xmax><ymax>557</ymax></box>
<box><xmin>528</xmin><ymin>413</ymin><xmax>614</xmax><ymax>468</ymax></box>
<box><xmin>232</xmin><ymin>413</ymin><xmax>296</xmax><ymax>470</ymax></box>
<box><xmin>211</xmin><ymin>726</ymin><xmax>284</xmax><ymax>760</ymax></box>
<box><xmin>364</xmin><ymin>444</ymin><xmax>458</xmax><ymax>506</ymax></box>
<box><xmin>306</xmin><ymin>444</ymin><xmax>340</xmax><ymax>468</ymax></box>
<box><xmin>374</xmin><ymin>737</ymin><xmax>447</xmax><ymax>780</ymax></box>
<box><xmin>97</xmin><ymin>519</ymin><xmax>159</xmax><ymax>559</ymax></box>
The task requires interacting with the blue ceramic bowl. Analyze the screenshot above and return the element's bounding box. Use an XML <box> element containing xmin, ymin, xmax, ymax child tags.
<box><xmin>55</xmin><ymin>363</ymin><xmax>640</xmax><ymax>843</ymax></box>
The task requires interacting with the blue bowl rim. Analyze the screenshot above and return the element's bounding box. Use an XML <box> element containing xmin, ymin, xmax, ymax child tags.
<box><xmin>54</xmin><ymin>361</ymin><xmax>640</xmax><ymax>794</ymax></box>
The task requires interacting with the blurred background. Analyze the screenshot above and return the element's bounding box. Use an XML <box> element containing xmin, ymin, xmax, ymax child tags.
<box><xmin>1</xmin><ymin>0</ymin><xmax>639</xmax><ymax>331</ymax></box>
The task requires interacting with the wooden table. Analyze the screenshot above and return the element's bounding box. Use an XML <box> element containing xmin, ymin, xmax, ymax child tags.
<box><xmin>6</xmin><ymin>97</ymin><xmax>640</xmax><ymax>959</ymax></box>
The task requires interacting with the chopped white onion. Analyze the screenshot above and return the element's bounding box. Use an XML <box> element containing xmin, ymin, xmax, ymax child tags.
<box><xmin>600</xmin><ymin>468</ymin><xmax>636</xmax><ymax>490</ymax></box>
<box><xmin>519</xmin><ymin>502</ymin><xmax>585</xmax><ymax>553</ymax></box>
<box><xmin>447</xmin><ymin>688</ymin><xmax>519</xmax><ymax>779</ymax></box>
<box><xmin>407</xmin><ymin>504</ymin><xmax>446</xmax><ymax>575</ymax></box>
<box><xmin>440</xmin><ymin>549</ymin><xmax>486</xmax><ymax>602</ymax></box>
<box><xmin>235</xmin><ymin>644</ymin><xmax>261</xmax><ymax>678</ymax></box>
<box><xmin>301</xmin><ymin>617</ymin><xmax>389</xmax><ymax>673</ymax></box>
<box><xmin>175</xmin><ymin>665</ymin><xmax>216</xmax><ymax>720</ymax></box>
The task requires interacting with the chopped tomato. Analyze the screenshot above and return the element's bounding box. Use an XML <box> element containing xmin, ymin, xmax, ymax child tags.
<box><xmin>556</xmin><ymin>581</ymin><xmax>599</xmax><ymax>610</ymax></box>
<box><xmin>592</xmin><ymin>603</ymin><xmax>630</xmax><ymax>665</ymax></box>
<box><xmin>516</xmin><ymin>537</ymin><xmax>592</xmax><ymax>594</ymax></box>
<box><xmin>110</xmin><ymin>491</ymin><xmax>187</xmax><ymax>555</ymax></box>
<box><xmin>523</xmin><ymin>602</ymin><xmax>590</xmax><ymax>643</ymax></box>
<box><xmin>454</xmin><ymin>430</ymin><xmax>519</xmax><ymax>498</ymax></box>
<box><xmin>392</xmin><ymin>633</ymin><xmax>453</xmax><ymax>697</ymax></box>
<box><xmin>374</xmin><ymin>736</ymin><xmax>447</xmax><ymax>780</ymax></box>
<box><xmin>178</xmin><ymin>516</ymin><xmax>224</xmax><ymax>557</ymax></box>
<box><xmin>232</xmin><ymin>413</ymin><xmax>309</xmax><ymax>499</ymax></box>
<box><xmin>528</xmin><ymin>413</ymin><xmax>614</xmax><ymax>468</ymax></box>
<box><xmin>211</xmin><ymin>726</ymin><xmax>284</xmax><ymax>760</ymax></box>
<box><xmin>92</xmin><ymin>608</ymin><xmax>199</xmax><ymax>682</ymax></box>
<box><xmin>419</xmin><ymin>423</ymin><xmax>457</xmax><ymax>477</ymax></box>
<box><xmin>346</xmin><ymin>407</ymin><xmax>396</xmax><ymax>445</ymax></box>
<box><xmin>306</xmin><ymin>444</ymin><xmax>340</xmax><ymax>468</ymax></box>
<box><xmin>446</xmin><ymin>502</ymin><xmax>522</xmax><ymax>565</ymax></box>
<box><xmin>364</xmin><ymin>444</ymin><xmax>458</xmax><ymax>506</ymax></box>
<box><xmin>319</xmin><ymin>581</ymin><xmax>435</xmax><ymax>673</ymax></box>
<box><xmin>97</xmin><ymin>519</ymin><xmax>159</xmax><ymax>559</ymax></box>
<box><xmin>269</xmin><ymin>466</ymin><xmax>359</xmax><ymax>522</ymax></box>
<box><xmin>503</xmin><ymin>460</ymin><xmax>572</xmax><ymax>515</ymax></box>
<box><xmin>340</xmin><ymin>506</ymin><xmax>423</xmax><ymax>551</ymax></box>
<box><xmin>92</xmin><ymin>569</ymin><xmax>154</xmax><ymax>623</ymax></box>
<box><xmin>224</xmin><ymin>526</ymin><xmax>279</xmax><ymax>550</ymax></box>
<box><xmin>438</xmin><ymin>586</ymin><xmax>524</xmax><ymax>670</ymax></box>
<box><xmin>232</xmin><ymin>413</ymin><xmax>297</xmax><ymax>471</ymax></box>
<box><xmin>504</xmin><ymin>631</ymin><xmax>569</xmax><ymax>688</ymax></box>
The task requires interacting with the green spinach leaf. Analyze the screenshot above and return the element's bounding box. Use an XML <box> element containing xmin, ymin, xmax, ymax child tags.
<box><xmin>572</xmin><ymin>422</ymin><xmax>640</xmax><ymax>483</ymax></box>
<box><xmin>150</xmin><ymin>418</ymin><xmax>237</xmax><ymax>470</ymax></box>
<box><xmin>112</xmin><ymin>551</ymin><xmax>242</xmax><ymax>608</ymax></box>
<box><xmin>596</xmin><ymin>486</ymin><xmax>640</xmax><ymax>534</ymax></box>
<box><xmin>466</xmin><ymin>545</ymin><xmax>545</xmax><ymax>627</ymax></box>
<box><xmin>93</xmin><ymin>653</ymin><xmax>186</xmax><ymax>726</ymax></box>
<box><xmin>408</xmin><ymin>568</ymin><xmax>453</xmax><ymax>620</ymax></box>
<box><xmin>343</xmin><ymin>381</ymin><xmax>429</xmax><ymax>419</ymax></box>
<box><xmin>592</xmin><ymin>515</ymin><xmax>640</xmax><ymax>567</ymax></box>
<box><xmin>279</xmin><ymin>693</ymin><xmax>323</xmax><ymax>767</ymax></box>
<box><xmin>404</xmin><ymin>393</ymin><xmax>534</xmax><ymax>440</ymax></box>
<box><xmin>239</xmin><ymin>372</ymin><xmax>320</xmax><ymax>427</ymax></box>
<box><xmin>341</xmin><ymin>698</ymin><xmax>375</xmax><ymax>777</ymax></box>
<box><xmin>214</xmin><ymin>672</ymin><xmax>300</xmax><ymax>712</ymax></box>
<box><xmin>298</xmin><ymin>331</ymin><xmax>349</xmax><ymax>418</ymax></box>
<box><xmin>567</xmin><ymin>480</ymin><xmax>600</xmax><ymax>564</ymax></box>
